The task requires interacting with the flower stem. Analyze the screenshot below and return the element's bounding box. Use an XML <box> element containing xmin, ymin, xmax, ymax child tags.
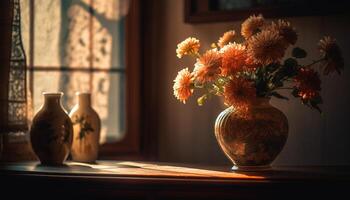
<box><xmin>275</xmin><ymin>87</ymin><xmax>293</xmax><ymax>90</ymax></box>
<box><xmin>194</xmin><ymin>52</ymin><xmax>201</xmax><ymax>58</ymax></box>
<box><xmin>304</xmin><ymin>57</ymin><xmax>326</xmax><ymax>68</ymax></box>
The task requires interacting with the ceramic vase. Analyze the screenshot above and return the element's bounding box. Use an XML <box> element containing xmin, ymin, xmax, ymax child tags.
<box><xmin>30</xmin><ymin>92</ymin><xmax>73</xmax><ymax>166</ymax></box>
<box><xmin>215</xmin><ymin>98</ymin><xmax>288</xmax><ymax>171</ymax></box>
<box><xmin>69</xmin><ymin>92</ymin><xmax>101</xmax><ymax>163</ymax></box>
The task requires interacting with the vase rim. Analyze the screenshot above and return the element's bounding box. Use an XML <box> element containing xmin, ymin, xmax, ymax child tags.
<box><xmin>75</xmin><ymin>92</ymin><xmax>91</xmax><ymax>96</ymax></box>
<box><xmin>246</xmin><ymin>97</ymin><xmax>271</xmax><ymax>107</ymax></box>
<box><xmin>42</xmin><ymin>92</ymin><xmax>63</xmax><ymax>96</ymax></box>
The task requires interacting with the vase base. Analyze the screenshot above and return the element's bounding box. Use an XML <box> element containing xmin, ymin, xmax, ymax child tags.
<box><xmin>231</xmin><ymin>165</ymin><xmax>271</xmax><ymax>172</ymax></box>
<box><xmin>37</xmin><ymin>162</ymin><xmax>69</xmax><ymax>168</ymax></box>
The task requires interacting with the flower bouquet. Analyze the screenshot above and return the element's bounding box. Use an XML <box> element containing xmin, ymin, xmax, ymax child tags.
<box><xmin>172</xmin><ymin>14</ymin><xmax>344</xmax><ymax>169</ymax></box>
<box><xmin>173</xmin><ymin>14</ymin><xmax>344</xmax><ymax>113</ymax></box>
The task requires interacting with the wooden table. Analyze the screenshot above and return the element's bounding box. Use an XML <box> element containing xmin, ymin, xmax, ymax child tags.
<box><xmin>1</xmin><ymin>161</ymin><xmax>349</xmax><ymax>199</ymax></box>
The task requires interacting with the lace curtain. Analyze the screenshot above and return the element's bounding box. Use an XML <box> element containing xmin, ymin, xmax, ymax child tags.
<box><xmin>0</xmin><ymin>0</ymin><xmax>28</xmax><ymax>134</ymax></box>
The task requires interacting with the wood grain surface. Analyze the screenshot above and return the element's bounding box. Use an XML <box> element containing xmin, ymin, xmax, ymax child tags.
<box><xmin>1</xmin><ymin>161</ymin><xmax>349</xmax><ymax>199</ymax></box>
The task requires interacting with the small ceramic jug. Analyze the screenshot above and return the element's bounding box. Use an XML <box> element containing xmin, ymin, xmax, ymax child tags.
<box><xmin>30</xmin><ymin>92</ymin><xmax>73</xmax><ymax>166</ymax></box>
<box><xmin>69</xmin><ymin>92</ymin><xmax>101</xmax><ymax>163</ymax></box>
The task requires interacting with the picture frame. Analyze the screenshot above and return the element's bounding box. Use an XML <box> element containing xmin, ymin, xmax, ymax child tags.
<box><xmin>185</xmin><ymin>0</ymin><xmax>349</xmax><ymax>24</ymax></box>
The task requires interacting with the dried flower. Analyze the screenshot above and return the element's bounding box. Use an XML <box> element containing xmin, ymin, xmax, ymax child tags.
<box><xmin>223</xmin><ymin>77</ymin><xmax>256</xmax><ymax>112</ymax></box>
<box><xmin>319</xmin><ymin>36</ymin><xmax>344</xmax><ymax>75</ymax></box>
<box><xmin>241</xmin><ymin>14</ymin><xmax>265</xmax><ymax>40</ymax></box>
<box><xmin>220</xmin><ymin>43</ymin><xmax>247</xmax><ymax>76</ymax></box>
<box><xmin>272</xmin><ymin>20</ymin><xmax>298</xmax><ymax>45</ymax></box>
<box><xmin>173</xmin><ymin>68</ymin><xmax>193</xmax><ymax>103</ymax></box>
<box><xmin>247</xmin><ymin>30</ymin><xmax>287</xmax><ymax>65</ymax></box>
<box><xmin>218</xmin><ymin>30</ymin><xmax>236</xmax><ymax>48</ymax></box>
<box><xmin>176</xmin><ymin>37</ymin><xmax>200</xmax><ymax>58</ymax></box>
<box><xmin>193</xmin><ymin>49</ymin><xmax>222</xmax><ymax>83</ymax></box>
<box><xmin>294</xmin><ymin>67</ymin><xmax>321</xmax><ymax>101</ymax></box>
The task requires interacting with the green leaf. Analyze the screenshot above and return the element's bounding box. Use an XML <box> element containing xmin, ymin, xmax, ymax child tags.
<box><xmin>271</xmin><ymin>58</ymin><xmax>298</xmax><ymax>87</ymax></box>
<box><xmin>284</xmin><ymin>58</ymin><xmax>298</xmax><ymax>69</ymax></box>
<box><xmin>291</xmin><ymin>88</ymin><xmax>299</xmax><ymax>97</ymax></box>
<box><xmin>309</xmin><ymin>95</ymin><xmax>323</xmax><ymax>113</ymax></box>
<box><xmin>194</xmin><ymin>81</ymin><xmax>204</xmax><ymax>88</ymax></box>
<box><xmin>197</xmin><ymin>94</ymin><xmax>208</xmax><ymax>106</ymax></box>
<box><xmin>272</xmin><ymin>80</ymin><xmax>283</xmax><ymax>88</ymax></box>
<box><xmin>270</xmin><ymin>91</ymin><xmax>289</xmax><ymax>100</ymax></box>
<box><xmin>283</xmin><ymin>58</ymin><xmax>299</xmax><ymax>77</ymax></box>
<box><xmin>292</xmin><ymin>47</ymin><xmax>307</xmax><ymax>59</ymax></box>
<box><xmin>310</xmin><ymin>101</ymin><xmax>322</xmax><ymax>113</ymax></box>
<box><xmin>265</xmin><ymin>63</ymin><xmax>280</xmax><ymax>72</ymax></box>
<box><xmin>311</xmin><ymin>95</ymin><xmax>323</xmax><ymax>104</ymax></box>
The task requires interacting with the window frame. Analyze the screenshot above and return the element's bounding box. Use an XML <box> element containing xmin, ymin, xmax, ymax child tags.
<box><xmin>26</xmin><ymin>0</ymin><xmax>144</xmax><ymax>159</ymax></box>
<box><xmin>184</xmin><ymin>0</ymin><xmax>349</xmax><ymax>24</ymax></box>
<box><xmin>99</xmin><ymin>0</ymin><xmax>141</xmax><ymax>158</ymax></box>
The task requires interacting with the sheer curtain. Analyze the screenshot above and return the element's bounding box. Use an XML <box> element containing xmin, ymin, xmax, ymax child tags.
<box><xmin>21</xmin><ymin>0</ymin><xmax>130</xmax><ymax>143</ymax></box>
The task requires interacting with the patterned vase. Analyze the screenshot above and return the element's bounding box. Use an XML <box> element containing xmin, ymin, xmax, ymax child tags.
<box><xmin>69</xmin><ymin>92</ymin><xmax>101</xmax><ymax>163</ymax></box>
<box><xmin>30</xmin><ymin>92</ymin><xmax>73</xmax><ymax>166</ymax></box>
<box><xmin>215</xmin><ymin>98</ymin><xmax>288</xmax><ymax>171</ymax></box>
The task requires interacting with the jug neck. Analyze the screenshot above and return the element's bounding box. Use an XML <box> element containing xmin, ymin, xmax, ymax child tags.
<box><xmin>43</xmin><ymin>92</ymin><xmax>63</xmax><ymax>108</ymax></box>
<box><xmin>77</xmin><ymin>92</ymin><xmax>91</xmax><ymax>108</ymax></box>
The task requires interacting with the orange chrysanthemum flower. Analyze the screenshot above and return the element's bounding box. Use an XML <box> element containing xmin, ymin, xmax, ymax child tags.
<box><xmin>271</xmin><ymin>20</ymin><xmax>298</xmax><ymax>45</ymax></box>
<box><xmin>176</xmin><ymin>37</ymin><xmax>200</xmax><ymax>58</ymax></box>
<box><xmin>173</xmin><ymin>68</ymin><xmax>193</xmax><ymax>103</ymax></box>
<box><xmin>193</xmin><ymin>49</ymin><xmax>222</xmax><ymax>83</ymax></box>
<box><xmin>223</xmin><ymin>77</ymin><xmax>256</xmax><ymax>112</ymax></box>
<box><xmin>220</xmin><ymin>43</ymin><xmax>247</xmax><ymax>76</ymax></box>
<box><xmin>294</xmin><ymin>67</ymin><xmax>321</xmax><ymax>101</ymax></box>
<box><xmin>318</xmin><ymin>36</ymin><xmax>344</xmax><ymax>75</ymax></box>
<box><xmin>247</xmin><ymin>30</ymin><xmax>287</xmax><ymax>65</ymax></box>
<box><xmin>241</xmin><ymin>14</ymin><xmax>265</xmax><ymax>40</ymax></box>
<box><xmin>245</xmin><ymin>56</ymin><xmax>261</xmax><ymax>71</ymax></box>
<box><xmin>218</xmin><ymin>30</ymin><xmax>236</xmax><ymax>48</ymax></box>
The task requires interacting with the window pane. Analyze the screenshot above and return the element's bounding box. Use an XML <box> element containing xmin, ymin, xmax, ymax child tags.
<box><xmin>31</xmin><ymin>0</ymin><xmax>126</xmax><ymax>69</ymax></box>
<box><xmin>32</xmin><ymin>71</ymin><xmax>61</xmax><ymax>111</ymax></box>
<box><xmin>20</xmin><ymin>0</ymin><xmax>31</xmax><ymax>66</ymax></box>
<box><xmin>92</xmin><ymin>72</ymin><xmax>126</xmax><ymax>143</ymax></box>
<box><xmin>33</xmin><ymin>0</ymin><xmax>62</xmax><ymax>67</ymax></box>
<box><xmin>90</xmin><ymin>1</ymin><xmax>126</xmax><ymax>69</ymax></box>
<box><xmin>64</xmin><ymin>0</ymin><xmax>91</xmax><ymax>69</ymax></box>
<box><xmin>32</xmin><ymin>71</ymin><xmax>125</xmax><ymax>143</ymax></box>
<box><xmin>22</xmin><ymin>0</ymin><xmax>128</xmax><ymax>144</ymax></box>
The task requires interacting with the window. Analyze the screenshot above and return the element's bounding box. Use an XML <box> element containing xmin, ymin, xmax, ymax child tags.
<box><xmin>20</xmin><ymin>0</ymin><xmax>141</xmax><ymax>157</ymax></box>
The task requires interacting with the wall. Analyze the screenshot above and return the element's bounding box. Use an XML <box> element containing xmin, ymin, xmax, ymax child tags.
<box><xmin>155</xmin><ymin>0</ymin><xmax>350</xmax><ymax>166</ymax></box>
